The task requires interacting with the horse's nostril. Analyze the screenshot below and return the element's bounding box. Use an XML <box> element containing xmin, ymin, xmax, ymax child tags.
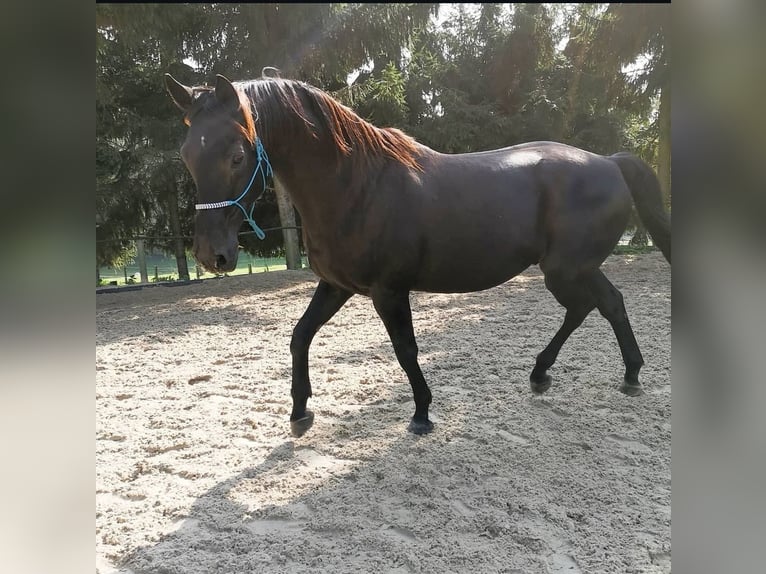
<box><xmin>215</xmin><ymin>254</ymin><xmax>227</xmax><ymax>270</ymax></box>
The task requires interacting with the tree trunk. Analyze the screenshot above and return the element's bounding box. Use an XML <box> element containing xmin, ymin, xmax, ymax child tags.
<box><xmin>657</xmin><ymin>83</ymin><xmax>671</xmax><ymax>209</ymax></box>
<box><xmin>562</xmin><ymin>38</ymin><xmax>588</xmax><ymax>141</ymax></box>
<box><xmin>273</xmin><ymin>177</ymin><xmax>302</xmax><ymax>270</ymax></box>
<box><xmin>168</xmin><ymin>183</ymin><xmax>190</xmax><ymax>280</ymax></box>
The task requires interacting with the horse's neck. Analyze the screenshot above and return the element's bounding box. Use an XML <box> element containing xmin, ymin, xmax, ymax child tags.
<box><xmin>270</xmin><ymin>150</ymin><xmax>349</xmax><ymax>234</ymax></box>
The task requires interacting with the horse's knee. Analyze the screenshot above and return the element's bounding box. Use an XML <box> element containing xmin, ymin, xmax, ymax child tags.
<box><xmin>392</xmin><ymin>340</ymin><xmax>418</xmax><ymax>365</ymax></box>
<box><xmin>290</xmin><ymin>325</ymin><xmax>311</xmax><ymax>355</ymax></box>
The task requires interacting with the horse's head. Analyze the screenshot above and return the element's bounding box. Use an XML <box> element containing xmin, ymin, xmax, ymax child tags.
<box><xmin>164</xmin><ymin>73</ymin><xmax>267</xmax><ymax>274</ymax></box>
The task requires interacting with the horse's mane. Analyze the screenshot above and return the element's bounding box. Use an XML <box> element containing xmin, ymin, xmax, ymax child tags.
<box><xmin>236</xmin><ymin>77</ymin><xmax>423</xmax><ymax>172</ymax></box>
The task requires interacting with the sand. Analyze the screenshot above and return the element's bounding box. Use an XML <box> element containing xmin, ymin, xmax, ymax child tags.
<box><xmin>96</xmin><ymin>252</ymin><xmax>671</xmax><ymax>573</ymax></box>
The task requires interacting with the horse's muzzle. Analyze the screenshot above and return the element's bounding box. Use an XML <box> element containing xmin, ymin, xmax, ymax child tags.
<box><xmin>193</xmin><ymin>235</ymin><xmax>239</xmax><ymax>274</ymax></box>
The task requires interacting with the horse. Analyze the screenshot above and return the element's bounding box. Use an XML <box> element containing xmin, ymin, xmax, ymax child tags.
<box><xmin>164</xmin><ymin>72</ymin><xmax>671</xmax><ymax>437</ymax></box>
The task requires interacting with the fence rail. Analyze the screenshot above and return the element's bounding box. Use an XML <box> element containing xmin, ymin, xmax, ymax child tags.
<box><xmin>97</xmin><ymin>226</ymin><xmax>305</xmax><ymax>287</ymax></box>
<box><xmin>96</xmin><ymin>226</ymin><xmax>302</xmax><ymax>244</ymax></box>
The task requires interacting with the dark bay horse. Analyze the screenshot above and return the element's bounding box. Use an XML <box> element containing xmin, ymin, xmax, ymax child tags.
<box><xmin>165</xmin><ymin>73</ymin><xmax>671</xmax><ymax>437</ymax></box>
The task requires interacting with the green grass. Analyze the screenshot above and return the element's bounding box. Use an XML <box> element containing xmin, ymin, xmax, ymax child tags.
<box><xmin>98</xmin><ymin>252</ymin><xmax>304</xmax><ymax>286</ymax></box>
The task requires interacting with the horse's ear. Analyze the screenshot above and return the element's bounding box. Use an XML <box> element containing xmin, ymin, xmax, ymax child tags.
<box><xmin>214</xmin><ymin>74</ymin><xmax>240</xmax><ymax>110</ymax></box>
<box><xmin>164</xmin><ymin>74</ymin><xmax>193</xmax><ymax>112</ymax></box>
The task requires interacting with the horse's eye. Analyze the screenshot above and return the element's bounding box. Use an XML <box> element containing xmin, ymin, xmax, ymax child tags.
<box><xmin>232</xmin><ymin>154</ymin><xmax>244</xmax><ymax>165</ymax></box>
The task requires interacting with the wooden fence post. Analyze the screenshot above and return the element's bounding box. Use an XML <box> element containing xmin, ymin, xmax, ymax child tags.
<box><xmin>136</xmin><ymin>238</ymin><xmax>149</xmax><ymax>284</ymax></box>
<box><xmin>273</xmin><ymin>177</ymin><xmax>302</xmax><ymax>270</ymax></box>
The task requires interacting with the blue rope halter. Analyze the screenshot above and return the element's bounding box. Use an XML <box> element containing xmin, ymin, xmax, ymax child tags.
<box><xmin>194</xmin><ymin>137</ymin><xmax>273</xmax><ymax>240</ymax></box>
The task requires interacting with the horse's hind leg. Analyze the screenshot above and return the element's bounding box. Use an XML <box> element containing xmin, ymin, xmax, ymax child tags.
<box><xmin>530</xmin><ymin>272</ymin><xmax>596</xmax><ymax>393</ymax></box>
<box><xmin>371</xmin><ymin>288</ymin><xmax>433</xmax><ymax>435</ymax></box>
<box><xmin>290</xmin><ymin>281</ymin><xmax>353</xmax><ymax>437</ymax></box>
<box><xmin>583</xmin><ymin>269</ymin><xmax>645</xmax><ymax>396</ymax></box>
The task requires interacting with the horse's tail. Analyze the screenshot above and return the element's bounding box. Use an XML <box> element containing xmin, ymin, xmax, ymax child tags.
<box><xmin>610</xmin><ymin>152</ymin><xmax>671</xmax><ymax>264</ymax></box>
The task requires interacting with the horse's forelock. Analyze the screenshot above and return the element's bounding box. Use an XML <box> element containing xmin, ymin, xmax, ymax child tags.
<box><xmin>234</xmin><ymin>86</ymin><xmax>257</xmax><ymax>145</ymax></box>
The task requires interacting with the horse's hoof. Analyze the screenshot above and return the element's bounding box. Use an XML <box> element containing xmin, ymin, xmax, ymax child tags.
<box><xmin>407</xmin><ymin>417</ymin><xmax>434</xmax><ymax>435</ymax></box>
<box><xmin>290</xmin><ymin>410</ymin><xmax>314</xmax><ymax>437</ymax></box>
<box><xmin>530</xmin><ymin>374</ymin><xmax>552</xmax><ymax>394</ymax></box>
<box><xmin>619</xmin><ymin>381</ymin><xmax>644</xmax><ymax>397</ymax></box>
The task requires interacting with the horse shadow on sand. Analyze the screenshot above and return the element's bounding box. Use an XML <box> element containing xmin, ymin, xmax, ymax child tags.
<box><xmin>114</xmin><ymin>360</ymin><xmax>670</xmax><ymax>573</ymax></box>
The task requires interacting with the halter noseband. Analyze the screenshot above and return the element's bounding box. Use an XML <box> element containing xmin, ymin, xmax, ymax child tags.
<box><xmin>194</xmin><ymin>137</ymin><xmax>273</xmax><ymax>240</ymax></box>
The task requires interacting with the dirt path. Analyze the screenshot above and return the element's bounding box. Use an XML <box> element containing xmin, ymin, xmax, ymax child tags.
<box><xmin>96</xmin><ymin>253</ymin><xmax>671</xmax><ymax>573</ymax></box>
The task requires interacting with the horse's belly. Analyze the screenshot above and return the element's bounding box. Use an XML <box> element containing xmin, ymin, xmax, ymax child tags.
<box><xmin>412</xmin><ymin>217</ymin><xmax>540</xmax><ymax>293</ymax></box>
<box><xmin>413</xmin><ymin>256</ymin><xmax>533</xmax><ymax>293</ymax></box>
<box><xmin>306</xmin><ymin>247</ymin><xmax>374</xmax><ymax>295</ymax></box>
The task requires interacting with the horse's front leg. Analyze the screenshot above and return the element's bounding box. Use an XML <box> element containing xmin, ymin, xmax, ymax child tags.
<box><xmin>371</xmin><ymin>287</ymin><xmax>434</xmax><ymax>434</ymax></box>
<box><xmin>290</xmin><ymin>280</ymin><xmax>352</xmax><ymax>437</ymax></box>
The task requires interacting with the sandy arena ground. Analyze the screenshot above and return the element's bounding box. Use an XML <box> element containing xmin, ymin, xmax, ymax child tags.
<box><xmin>96</xmin><ymin>252</ymin><xmax>671</xmax><ymax>574</ymax></box>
